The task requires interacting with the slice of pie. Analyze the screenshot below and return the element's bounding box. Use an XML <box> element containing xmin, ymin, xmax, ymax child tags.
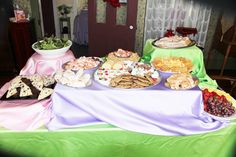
<box><xmin>38</xmin><ymin>87</ymin><xmax>53</xmax><ymax>100</ymax></box>
<box><xmin>6</xmin><ymin>88</ymin><xmax>18</xmax><ymax>98</ymax></box>
<box><xmin>19</xmin><ymin>83</ymin><xmax>33</xmax><ymax>97</ymax></box>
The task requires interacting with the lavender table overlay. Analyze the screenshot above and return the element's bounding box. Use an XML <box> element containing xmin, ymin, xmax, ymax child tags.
<box><xmin>47</xmin><ymin>73</ymin><xmax>227</xmax><ymax>136</ymax></box>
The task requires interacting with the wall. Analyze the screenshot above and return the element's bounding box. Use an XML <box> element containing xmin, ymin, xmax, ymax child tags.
<box><xmin>135</xmin><ymin>0</ymin><xmax>146</xmax><ymax>54</ymax></box>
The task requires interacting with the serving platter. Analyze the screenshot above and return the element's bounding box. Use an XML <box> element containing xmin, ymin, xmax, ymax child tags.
<box><xmin>202</xmin><ymin>88</ymin><xmax>236</xmax><ymax>121</ymax></box>
<box><xmin>164</xmin><ymin>75</ymin><xmax>198</xmax><ymax>90</ymax></box>
<box><xmin>0</xmin><ymin>82</ymin><xmax>55</xmax><ymax>101</ymax></box>
<box><xmin>152</xmin><ymin>38</ymin><xmax>196</xmax><ymax>49</ymax></box>
<box><xmin>94</xmin><ymin>62</ymin><xmax>161</xmax><ymax>89</ymax></box>
<box><xmin>151</xmin><ymin>57</ymin><xmax>193</xmax><ymax>74</ymax></box>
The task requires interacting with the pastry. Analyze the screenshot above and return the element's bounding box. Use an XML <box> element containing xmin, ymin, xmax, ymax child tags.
<box><xmin>165</xmin><ymin>73</ymin><xmax>198</xmax><ymax>90</ymax></box>
<box><xmin>38</xmin><ymin>87</ymin><xmax>53</xmax><ymax>100</ymax></box>
<box><xmin>102</xmin><ymin>49</ymin><xmax>140</xmax><ymax>70</ymax></box>
<box><xmin>63</xmin><ymin>56</ymin><xmax>102</xmax><ymax>71</ymax></box>
<box><xmin>154</xmin><ymin>35</ymin><xmax>192</xmax><ymax>48</ymax></box>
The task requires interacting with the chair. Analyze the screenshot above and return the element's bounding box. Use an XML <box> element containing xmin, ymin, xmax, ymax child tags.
<box><xmin>206</xmin><ymin>17</ymin><xmax>236</xmax><ymax>95</ymax></box>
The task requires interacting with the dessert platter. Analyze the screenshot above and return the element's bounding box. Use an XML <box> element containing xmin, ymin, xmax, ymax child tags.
<box><xmin>1</xmin><ymin>75</ymin><xmax>55</xmax><ymax>100</ymax></box>
<box><xmin>152</xmin><ymin>35</ymin><xmax>195</xmax><ymax>49</ymax></box>
<box><xmin>164</xmin><ymin>73</ymin><xmax>198</xmax><ymax>90</ymax></box>
<box><xmin>151</xmin><ymin>57</ymin><xmax>193</xmax><ymax>73</ymax></box>
<box><xmin>94</xmin><ymin>61</ymin><xmax>161</xmax><ymax>89</ymax></box>
<box><xmin>54</xmin><ymin>69</ymin><xmax>91</xmax><ymax>88</ymax></box>
<box><xmin>202</xmin><ymin>88</ymin><xmax>236</xmax><ymax>121</ymax></box>
<box><xmin>62</xmin><ymin>56</ymin><xmax>103</xmax><ymax>71</ymax></box>
<box><xmin>102</xmin><ymin>49</ymin><xmax>140</xmax><ymax>70</ymax></box>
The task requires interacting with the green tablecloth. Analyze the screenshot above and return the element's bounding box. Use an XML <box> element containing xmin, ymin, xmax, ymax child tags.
<box><xmin>0</xmin><ymin>124</ymin><xmax>236</xmax><ymax>157</ymax></box>
<box><xmin>141</xmin><ymin>39</ymin><xmax>218</xmax><ymax>89</ymax></box>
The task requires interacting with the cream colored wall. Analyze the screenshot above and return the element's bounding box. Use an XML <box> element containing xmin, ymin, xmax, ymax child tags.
<box><xmin>135</xmin><ymin>0</ymin><xmax>146</xmax><ymax>53</ymax></box>
<box><xmin>55</xmin><ymin>0</ymin><xmax>74</xmax><ymax>16</ymax></box>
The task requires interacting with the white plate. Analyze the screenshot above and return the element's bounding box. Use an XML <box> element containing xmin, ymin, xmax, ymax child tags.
<box><xmin>94</xmin><ymin>62</ymin><xmax>161</xmax><ymax>89</ymax></box>
<box><xmin>164</xmin><ymin>75</ymin><xmax>198</xmax><ymax>90</ymax></box>
<box><xmin>152</xmin><ymin>38</ymin><xmax>196</xmax><ymax>49</ymax></box>
<box><xmin>203</xmin><ymin>111</ymin><xmax>236</xmax><ymax>122</ymax></box>
<box><xmin>202</xmin><ymin>88</ymin><xmax>236</xmax><ymax>121</ymax></box>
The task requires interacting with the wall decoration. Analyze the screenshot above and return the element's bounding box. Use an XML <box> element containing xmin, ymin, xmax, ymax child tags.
<box><xmin>103</xmin><ymin>0</ymin><xmax>121</xmax><ymax>8</ymax></box>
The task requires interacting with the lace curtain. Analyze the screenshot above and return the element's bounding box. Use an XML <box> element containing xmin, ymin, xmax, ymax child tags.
<box><xmin>144</xmin><ymin>0</ymin><xmax>212</xmax><ymax>47</ymax></box>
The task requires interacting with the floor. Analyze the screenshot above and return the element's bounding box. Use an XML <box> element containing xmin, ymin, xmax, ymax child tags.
<box><xmin>0</xmin><ymin>42</ymin><xmax>235</xmax><ymax>98</ymax></box>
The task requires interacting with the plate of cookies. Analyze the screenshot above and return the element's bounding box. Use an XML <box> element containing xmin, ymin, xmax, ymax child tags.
<box><xmin>94</xmin><ymin>61</ymin><xmax>161</xmax><ymax>89</ymax></box>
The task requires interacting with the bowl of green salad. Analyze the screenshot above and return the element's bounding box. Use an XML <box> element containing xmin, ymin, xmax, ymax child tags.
<box><xmin>32</xmin><ymin>36</ymin><xmax>72</xmax><ymax>58</ymax></box>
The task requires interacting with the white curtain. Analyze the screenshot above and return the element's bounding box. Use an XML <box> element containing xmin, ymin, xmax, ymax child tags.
<box><xmin>144</xmin><ymin>0</ymin><xmax>212</xmax><ymax>47</ymax></box>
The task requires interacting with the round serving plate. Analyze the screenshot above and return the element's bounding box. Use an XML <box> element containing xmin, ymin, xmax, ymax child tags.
<box><xmin>202</xmin><ymin>88</ymin><xmax>236</xmax><ymax>121</ymax></box>
<box><xmin>94</xmin><ymin>73</ymin><xmax>162</xmax><ymax>90</ymax></box>
<box><xmin>164</xmin><ymin>75</ymin><xmax>199</xmax><ymax>90</ymax></box>
<box><xmin>151</xmin><ymin>38</ymin><xmax>196</xmax><ymax>49</ymax></box>
<box><xmin>54</xmin><ymin>69</ymin><xmax>92</xmax><ymax>88</ymax></box>
<box><xmin>62</xmin><ymin>57</ymin><xmax>103</xmax><ymax>76</ymax></box>
<box><xmin>151</xmin><ymin>63</ymin><xmax>193</xmax><ymax>75</ymax></box>
<box><xmin>93</xmin><ymin>62</ymin><xmax>161</xmax><ymax>90</ymax></box>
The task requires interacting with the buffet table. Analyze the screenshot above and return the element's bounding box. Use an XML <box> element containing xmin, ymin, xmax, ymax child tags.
<box><xmin>47</xmin><ymin>73</ymin><xmax>226</xmax><ymax>136</ymax></box>
<box><xmin>0</xmin><ymin>47</ymin><xmax>236</xmax><ymax>157</ymax></box>
<box><xmin>1</xmin><ymin>74</ymin><xmax>236</xmax><ymax>157</ymax></box>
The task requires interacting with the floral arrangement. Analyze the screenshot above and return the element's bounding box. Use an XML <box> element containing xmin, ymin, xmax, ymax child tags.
<box><xmin>103</xmin><ymin>0</ymin><xmax>121</xmax><ymax>7</ymax></box>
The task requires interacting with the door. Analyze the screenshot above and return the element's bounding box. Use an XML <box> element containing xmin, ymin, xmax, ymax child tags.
<box><xmin>0</xmin><ymin>0</ymin><xmax>15</xmax><ymax>72</ymax></box>
<box><xmin>88</xmin><ymin>0</ymin><xmax>138</xmax><ymax>57</ymax></box>
<box><xmin>30</xmin><ymin>0</ymin><xmax>43</xmax><ymax>39</ymax></box>
<box><xmin>40</xmin><ymin>0</ymin><xmax>55</xmax><ymax>36</ymax></box>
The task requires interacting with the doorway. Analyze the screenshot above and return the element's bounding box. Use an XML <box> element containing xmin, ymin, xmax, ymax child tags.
<box><xmin>88</xmin><ymin>0</ymin><xmax>138</xmax><ymax>57</ymax></box>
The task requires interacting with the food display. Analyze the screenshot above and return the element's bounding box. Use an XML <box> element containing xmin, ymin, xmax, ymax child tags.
<box><xmin>63</xmin><ymin>56</ymin><xmax>102</xmax><ymax>71</ymax></box>
<box><xmin>54</xmin><ymin>69</ymin><xmax>91</xmax><ymax>88</ymax></box>
<box><xmin>152</xmin><ymin>57</ymin><xmax>193</xmax><ymax>73</ymax></box>
<box><xmin>165</xmin><ymin>73</ymin><xmax>198</xmax><ymax>90</ymax></box>
<box><xmin>33</xmin><ymin>36</ymin><xmax>70</xmax><ymax>50</ymax></box>
<box><xmin>32</xmin><ymin>36</ymin><xmax>72</xmax><ymax>58</ymax></box>
<box><xmin>202</xmin><ymin>88</ymin><xmax>236</xmax><ymax>119</ymax></box>
<box><xmin>153</xmin><ymin>35</ymin><xmax>193</xmax><ymax>48</ymax></box>
<box><xmin>101</xmin><ymin>49</ymin><xmax>140</xmax><ymax>70</ymax></box>
<box><xmin>2</xmin><ymin>75</ymin><xmax>55</xmax><ymax>100</ymax></box>
<box><xmin>94</xmin><ymin>61</ymin><xmax>161</xmax><ymax>88</ymax></box>
<box><xmin>110</xmin><ymin>74</ymin><xmax>156</xmax><ymax>89</ymax></box>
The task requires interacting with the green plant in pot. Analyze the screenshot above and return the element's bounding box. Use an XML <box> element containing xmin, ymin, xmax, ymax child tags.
<box><xmin>57</xmin><ymin>4</ymin><xmax>72</xmax><ymax>17</ymax></box>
